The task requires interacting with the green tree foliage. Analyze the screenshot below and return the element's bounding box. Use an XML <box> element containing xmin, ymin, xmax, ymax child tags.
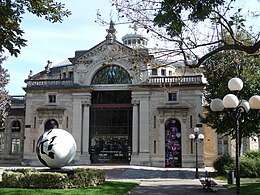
<box><xmin>0</xmin><ymin>55</ymin><xmax>11</xmax><ymax>127</ymax></box>
<box><xmin>0</xmin><ymin>0</ymin><xmax>71</xmax><ymax>57</ymax></box>
<box><xmin>201</xmin><ymin>31</ymin><xmax>260</xmax><ymax>138</ymax></box>
<box><xmin>154</xmin><ymin>0</ymin><xmax>225</xmax><ymax>37</ymax></box>
<box><xmin>109</xmin><ymin>0</ymin><xmax>260</xmax><ymax>67</ymax></box>
<box><xmin>213</xmin><ymin>155</ymin><xmax>235</xmax><ymax>175</ymax></box>
<box><xmin>240</xmin><ymin>150</ymin><xmax>260</xmax><ymax>178</ymax></box>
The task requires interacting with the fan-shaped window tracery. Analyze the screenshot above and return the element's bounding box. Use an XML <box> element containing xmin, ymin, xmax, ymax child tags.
<box><xmin>92</xmin><ymin>65</ymin><xmax>132</xmax><ymax>84</ymax></box>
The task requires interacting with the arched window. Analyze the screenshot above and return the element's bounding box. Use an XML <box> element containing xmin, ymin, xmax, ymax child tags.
<box><xmin>11</xmin><ymin>120</ymin><xmax>21</xmax><ymax>154</ymax></box>
<box><xmin>44</xmin><ymin>119</ymin><xmax>59</xmax><ymax>132</ymax></box>
<box><xmin>92</xmin><ymin>65</ymin><xmax>132</xmax><ymax>84</ymax></box>
<box><xmin>12</xmin><ymin>120</ymin><xmax>21</xmax><ymax>132</ymax></box>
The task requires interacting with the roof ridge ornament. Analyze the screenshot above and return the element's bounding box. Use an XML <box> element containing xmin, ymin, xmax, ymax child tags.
<box><xmin>106</xmin><ymin>20</ymin><xmax>116</xmax><ymax>44</ymax></box>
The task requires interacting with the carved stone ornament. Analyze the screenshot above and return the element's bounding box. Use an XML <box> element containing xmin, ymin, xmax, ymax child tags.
<box><xmin>102</xmin><ymin>45</ymin><xmax>120</xmax><ymax>62</ymax></box>
<box><xmin>82</xmin><ymin>100</ymin><xmax>91</xmax><ymax>107</ymax></box>
<box><xmin>160</xmin><ymin>118</ymin><xmax>164</xmax><ymax>124</ymax></box>
<box><xmin>131</xmin><ymin>100</ymin><xmax>140</xmax><ymax>105</ymax></box>
<box><xmin>75</xmin><ymin>63</ymin><xmax>89</xmax><ymax>84</ymax></box>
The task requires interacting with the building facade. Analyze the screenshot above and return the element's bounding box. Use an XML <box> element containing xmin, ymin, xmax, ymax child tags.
<box><xmin>2</xmin><ymin>22</ymin><xmax>244</xmax><ymax>167</ymax></box>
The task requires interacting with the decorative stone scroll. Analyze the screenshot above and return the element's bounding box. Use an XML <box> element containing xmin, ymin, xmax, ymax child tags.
<box><xmin>74</xmin><ymin>63</ymin><xmax>89</xmax><ymax>85</ymax></box>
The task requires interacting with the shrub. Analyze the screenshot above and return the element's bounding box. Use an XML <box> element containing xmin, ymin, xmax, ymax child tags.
<box><xmin>213</xmin><ymin>155</ymin><xmax>235</xmax><ymax>175</ymax></box>
<box><xmin>23</xmin><ymin>172</ymin><xmax>69</xmax><ymax>188</ymax></box>
<box><xmin>2</xmin><ymin>170</ymin><xmax>69</xmax><ymax>189</ymax></box>
<box><xmin>239</xmin><ymin>151</ymin><xmax>260</xmax><ymax>178</ymax></box>
<box><xmin>1</xmin><ymin>168</ymin><xmax>106</xmax><ymax>189</ymax></box>
<box><xmin>69</xmin><ymin>168</ymin><xmax>105</xmax><ymax>188</ymax></box>
<box><xmin>244</xmin><ymin>150</ymin><xmax>260</xmax><ymax>159</ymax></box>
<box><xmin>240</xmin><ymin>157</ymin><xmax>258</xmax><ymax>178</ymax></box>
<box><xmin>2</xmin><ymin>171</ymin><xmax>23</xmax><ymax>188</ymax></box>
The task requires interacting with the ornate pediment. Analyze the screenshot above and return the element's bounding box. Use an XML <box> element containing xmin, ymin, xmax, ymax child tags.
<box><xmin>74</xmin><ymin>41</ymin><xmax>132</xmax><ymax>65</ymax></box>
<box><xmin>71</xmin><ymin>30</ymin><xmax>150</xmax><ymax>86</ymax></box>
<box><xmin>72</xmin><ymin>41</ymin><xmax>135</xmax><ymax>85</ymax></box>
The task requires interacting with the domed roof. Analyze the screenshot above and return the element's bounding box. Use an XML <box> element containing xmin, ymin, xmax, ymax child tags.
<box><xmin>122</xmin><ymin>33</ymin><xmax>149</xmax><ymax>48</ymax></box>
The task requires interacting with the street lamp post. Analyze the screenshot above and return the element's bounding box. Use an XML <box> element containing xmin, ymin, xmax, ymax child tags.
<box><xmin>189</xmin><ymin>127</ymin><xmax>204</xmax><ymax>179</ymax></box>
<box><xmin>210</xmin><ymin>77</ymin><xmax>260</xmax><ymax>195</ymax></box>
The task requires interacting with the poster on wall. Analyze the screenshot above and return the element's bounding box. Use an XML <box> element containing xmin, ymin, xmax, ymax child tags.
<box><xmin>165</xmin><ymin>118</ymin><xmax>181</xmax><ymax>167</ymax></box>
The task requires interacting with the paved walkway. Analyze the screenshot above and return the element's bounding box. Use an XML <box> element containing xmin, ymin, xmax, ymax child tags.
<box><xmin>0</xmin><ymin>164</ymin><xmax>235</xmax><ymax>194</ymax></box>
<box><xmin>72</xmin><ymin>165</ymin><xmax>235</xmax><ymax>194</ymax></box>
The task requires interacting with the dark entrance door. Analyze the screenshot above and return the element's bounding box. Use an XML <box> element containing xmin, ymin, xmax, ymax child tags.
<box><xmin>165</xmin><ymin>118</ymin><xmax>182</xmax><ymax>167</ymax></box>
<box><xmin>44</xmin><ymin>119</ymin><xmax>59</xmax><ymax>132</ymax></box>
<box><xmin>89</xmin><ymin>91</ymin><xmax>132</xmax><ymax>163</ymax></box>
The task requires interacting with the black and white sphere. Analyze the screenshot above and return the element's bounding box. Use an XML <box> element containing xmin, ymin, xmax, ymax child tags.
<box><xmin>36</xmin><ymin>128</ymin><xmax>77</xmax><ymax>168</ymax></box>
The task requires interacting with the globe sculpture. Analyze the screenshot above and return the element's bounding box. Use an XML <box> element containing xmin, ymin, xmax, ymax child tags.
<box><xmin>36</xmin><ymin>128</ymin><xmax>77</xmax><ymax>168</ymax></box>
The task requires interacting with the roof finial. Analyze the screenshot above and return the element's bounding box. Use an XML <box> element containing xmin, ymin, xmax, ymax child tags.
<box><xmin>106</xmin><ymin>21</ymin><xmax>116</xmax><ymax>44</ymax></box>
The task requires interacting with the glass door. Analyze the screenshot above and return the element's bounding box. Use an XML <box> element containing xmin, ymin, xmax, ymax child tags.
<box><xmin>165</xmin><ymin>118</ymin><xmax>182</xmax><ymax>167</ymax></box>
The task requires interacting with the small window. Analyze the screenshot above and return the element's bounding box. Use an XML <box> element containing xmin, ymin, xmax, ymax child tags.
<box><xmin>153</xmin><ymin>116</ymin><xmax>156</xmax><ymax>128</ymax></box>
<box><xmin>66</xmin><ymin>116</ymin><xmax>69</xmax><ymax>128</ymax></box>
<box><xmin>190</xmin><ymin>115</ymin><xmax>193</xmax><ymax>128</ymax></box>
<box><xmin>11</xmin><ymin>138</ymin><xmax>20</xmax><ymax>154</ymax></box>
<box><xmin>34</xmin><ymin>117</ymin><xmax>36</xmax><ymax>129</ymax></box>
<box><xmin>168</xmin><ymin>92</ymin><xmax>177</xmax><ymax>102</ymax></box>
<box><xmin>63</xmin><ymin>72</ymin><xmax>66</xmax><ymax>79</ymax></box>
<box><xmin>154</xmin><ymin>140</ymin><xmax>156</xmax><ymax>154</ymax></box>
<box><xmin>218</xmin><ymin>135</ymin><xmax>229</xmax><ymax>155</ymax></box>
<box><xmin>161</xmin><ymin>69</ymin><xmax>166</xmax><ymax>76</ymax></box>
<box><xmin>169</xmin><ymin>71</ymin><xmax>172</xmax><ymax>76</ymax></box>
<box><xmin>49</xmin><ymin>94</ymin><xmax>56</xmax><ymax>103</ymax></box>
<box><xmin>69</xmin><ymin>71</ymin><xmax>73</xmax><ymax>78</ymax></box>
<box><xmin>152</xmin><ymin>68</ymin><xmax>158</xmax><ymax>76</ymax></box>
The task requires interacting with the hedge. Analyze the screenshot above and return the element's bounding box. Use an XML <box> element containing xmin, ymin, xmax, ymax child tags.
<box><xmin>1</xmin><ymin>168</ymin><xmax>105</xmax><ymax>189</ymax></box>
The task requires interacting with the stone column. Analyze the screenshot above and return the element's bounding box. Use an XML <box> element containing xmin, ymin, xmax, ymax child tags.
<box><xmin>81</xmin><ymin>102</ymin><xmax>91</xmax><ymax>164</ymax></box>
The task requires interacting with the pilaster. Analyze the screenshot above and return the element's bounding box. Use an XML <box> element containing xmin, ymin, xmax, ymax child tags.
<box><xmin>72</xmin><ymin>93</ymin><xmax>91</xmax><ymax>165</ymax></box>
<box><xmin>130</xmin><ymin>91</ymin><xmax>150</xmax><ymax>166</ymax></box>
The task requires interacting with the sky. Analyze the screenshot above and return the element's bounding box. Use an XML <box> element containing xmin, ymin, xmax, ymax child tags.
<box><xmin>3</xmin><ymin>0</ymin><xmax>133</xmax><ymax>95</ymax></box>
<box><xmin>3</xmin><ymin>0</ymin><xmax>260</xmax><ymax>95</ymax></box>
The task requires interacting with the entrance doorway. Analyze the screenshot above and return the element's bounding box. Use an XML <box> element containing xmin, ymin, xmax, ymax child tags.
<box><xmin>165</xmin><ymin>118</ymin><xmax>182</xmax><ymax>167</ymax></box>
<box><xmin>44</xmin><ymin>119</ymin><xmax>59</xmax><ymax>132</ymax></box>
<box><xmin>89</xmin><ymin>91</ymin><xmax>132</xmax><ymax>163</ymax></box>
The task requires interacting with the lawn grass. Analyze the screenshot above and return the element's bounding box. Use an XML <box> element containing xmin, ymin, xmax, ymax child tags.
<box><xmin>0</xmin><ymin>180</ymin><xmax>139</xmax><ymax>195</ymax></box>
<box><xmin>213</xmin><ymin>174</ymin><xmax>260</xmax><ymax>194</ymax></box>
<box><xmin>228</xmin><ymin>182</ymin><xmax>260</xmax><ymax>195</ymax></box>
